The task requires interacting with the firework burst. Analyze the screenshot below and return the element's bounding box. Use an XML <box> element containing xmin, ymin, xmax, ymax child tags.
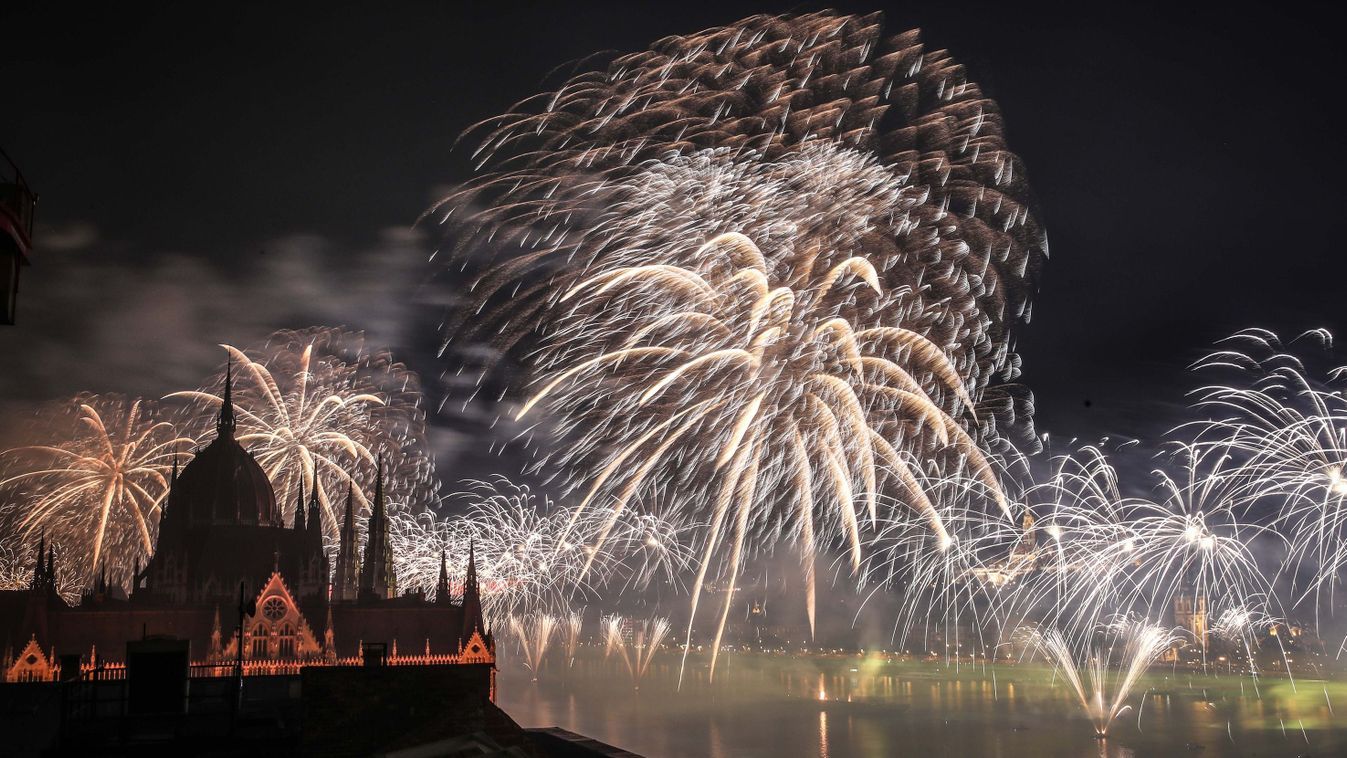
<box><xmin>391</xmin><ymin>477</ymin><xmax>694</xmax><ymax>616</ymax></box>
<box><xmin>0</xmin><ymin>394</ymin><xmax>194</xmax><ymax>584</ymax></box>
<box><xmin>170</xmin><ymin>328</ymin><xmax>437</xmax><ymax>542</ymax></box>
<box><xmin>862</xmin><ymin>461</ymin><xmax>1027</xmax><ymax>658</ymax></box>
<box><xmin>434</xmin><ymin>11</ymin><xmax>1045</xmax><ymax>674</ymax></box>
<box><xmin>1188</xmin><ymin>328</ymin><xmax>1347</xmax><ymax>613</ymax></box>
<box><xmin>0</xmin><ymin>542</ymin><xmax>82</xmax><ymax>602</ymax></box>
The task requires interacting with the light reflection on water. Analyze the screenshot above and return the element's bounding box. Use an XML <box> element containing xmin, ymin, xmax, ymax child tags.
<box><xmin>495</xmin><ymin>650</ymin><xmax>1347</xmax><ymax>757</ymax></box>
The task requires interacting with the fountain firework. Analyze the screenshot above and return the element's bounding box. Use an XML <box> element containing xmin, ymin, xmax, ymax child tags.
<box><xmin>508</xmin><ymin>611</ymin><xmax>559</xmax><ymax>680</ymax></box>
<box><xmin>0</xmin><ymin>394</ymin><xmax>194</xmax><ymax>585</ymax></box>
<box><xmin>434</xmin><ymin>11</ymin><xmax>1044</xmax><ymax>677</ymax></box>
<box><xmin>563</xmin><ymin>609</ymin><xmax>584</xmax><ymax>668</ymax></box>
<box><xmin>1018</xmin><ymin>617</ymin><xmax>1185</xmax><ymax>737</ymax></box>
<box><xmin>863</xmin><ymin>463</ymin><xmax>1027</xmax><ymax>658</ymax></box>
<box><xmin>603</xmin><ymin>614</ymin><xmax>672</xmax><ymax>688</ymax></box>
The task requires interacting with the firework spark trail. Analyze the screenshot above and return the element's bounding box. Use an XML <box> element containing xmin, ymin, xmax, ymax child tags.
<box><xmin>169</xmin><ymin>328</ymin><xmax>437</xmax><ymax>546</ymax></box>
<box><xmin>965</xmin><ymin>441</ymin><xmax>1280</xmax><ymax>660</ymax></box>
<box><xmin>0</xmin><ymin>394</ymin><xmax>194</xmax><ymax>585</ymax></box>
<box><xmin>1117</xmin><ymin>446</ymin><xmax>1279</xmax><ymax>645</ymax></box>
<box><xmin>1017</xmin><ymin>617</ymin><xmax>1185</xmax><ymax>737</ymax></box>
<box><xmin>603</xmin><ymin>614</ymin><xmax>672</xmax><ymax>688</ymax></box>
<box><xmin>508</xmin><ymin>611</ymin><xmax>559</xmax><ymax>680</ymax></box>
<box><xmin>434</xmin><ymin>11</ymin><xmax>1045</xmax><ymax>677</ymax></box>
<box><xmin>0</xmin><ymin>543</ymin><xmax>82</xmax><ymax>602</ymax></box>
<box><xmin>1210</xmin><ymin>606</ymin><xmax>1277</xmax><ymax>686</ymax></box>
<box><xmin>1187</xmin><ymin>329</ymin><xmax>1347</xmax><ymax>621</ymax></box>
<box><xmin>563</xmin><ymin>608</ymin><xmax>584</xmax><ymax>667</ymax></box>
<box><xmin>391</xmin><ymin>477</ymin><xmax>695</xmax><ymax>617</ymax></box>
<box><xmin>861</xmin><ymin>463</ymin><xmax>1027</xmax><ymax>660</ymax></box>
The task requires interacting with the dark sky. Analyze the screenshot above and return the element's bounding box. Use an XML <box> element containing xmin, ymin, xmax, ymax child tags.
<box><xmin>2</xmin><ymin>2</ymin><xmax>1345</xmax><ymax>457</ymax></box>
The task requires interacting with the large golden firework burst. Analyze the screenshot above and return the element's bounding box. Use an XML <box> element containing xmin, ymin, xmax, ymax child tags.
<box><xmin>436</xmin><ymin>11</ymin><xmax>1045</xmax><ymax>669</ymax></box>
<box><xmin>0</xmin><ymin>394</ymin><xmax>194</xmax><ymax>584</ymax></box>
<box><xmin>171</xmin><ymin>328</ymin><xmax>437</xmax><ymax>545</ymax></box>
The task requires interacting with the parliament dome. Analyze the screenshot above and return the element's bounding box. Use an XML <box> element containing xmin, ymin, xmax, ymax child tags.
<box><xmin>168</xmin><ymin>366</ymin><xmax>279</xmax><ymax>527</ymax></box>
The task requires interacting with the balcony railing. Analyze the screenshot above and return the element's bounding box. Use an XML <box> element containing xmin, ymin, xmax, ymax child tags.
<box><xmin>0</xmin><ymin>147</ymin><xmax>36</xmax><ymax>249</ymax></box>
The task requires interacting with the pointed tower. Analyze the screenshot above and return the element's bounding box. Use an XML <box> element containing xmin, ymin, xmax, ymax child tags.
<box><xmin>323</xmin><ymin>604</ymin><xmax>336</xmax><ymax>662</ymax></box>
<box><xmin>153</xmin><ymin>458</ymin><xmax>180</xmax><ymax>562</ymax></box>
<box><xmin>209</xmin><ymin>606</ymin><xmax>223</xmax><ymax>662</ymax></box>
<box><xmin>31</xmin><ymin>532</ymin><xmax>45</xmax><ymax>589</ymax></box>
<box><xmin>434</xmin><ymin>549</ymin><xmax>451</xmax><ymax>605</ymax></box>
<box><xmin>359</xmin><ymin>459</ymin><xmax>397</xmax><ymax>600</ymax></box>
<box><xmin>460</xmin><ymin>540</ymin><xmax>485</xmax><ymax>646</ymax></box>
<box><xmin>218</xmin><ymin>358</ymin><xmax>236</xmax><ymax>437</ymax></box>
<box><xmin>293</xmin><ymin>479</ymin><xmax>306</xmax><ymax>532</ymax></box>
<box><xmin>306</xmin><ymin>486</ymin><xmax>323</xmax><ymax>548</ymax></box>
<box><xmin>303</xmin><ymin>484</ymin><xmax>327</xmax><ymax>600</ymax></box>
<box><xmin>332</xmin><ymin>483</ymin><xmax>360</xmax><ymax>602</ymax></box>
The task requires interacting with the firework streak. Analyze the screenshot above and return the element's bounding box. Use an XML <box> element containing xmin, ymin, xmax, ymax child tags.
<box><xmin>604</xmin><ymin>614</ymin><xmax>672</xmax><ymax>688</ymax></box>
<box><xmin>0</xmin><ymin>395</ymin><xmax>194</xmax><ymax>586</ymax></box>
<box><xmin>433</xmin><ymin>11</ymin><xmax>1046</xmax><ymax>678</ymax></box>
<box><xmin>170</xmin><ymin>328</ymin><xmax>437</xmax><ymax>545</ymax></box>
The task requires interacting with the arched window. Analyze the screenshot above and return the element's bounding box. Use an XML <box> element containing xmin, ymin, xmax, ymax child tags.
<box><xmin>278</xmin><ymin>624</ymin><xmax>295</xmax><ymax>658</ymax></box>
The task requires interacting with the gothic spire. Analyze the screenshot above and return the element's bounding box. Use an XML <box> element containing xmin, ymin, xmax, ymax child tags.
<box><xmin>461</xmin><ymin>538</ymin><xmax>485</xmax><ymax>645</ymax></box>
<box><xmin>359</xmin><ymin>458</ymin><xmax>396</xmax><ymax>600</ymax></box>
<box><xmin>32</xmin><ymin>531</ymin><xmax>45</xmax><ymax>588</ymax></box>
<box><xmin>294</xmin><ymin>479</ymin><xmax>306</xmax><ymax>531</ymax></box>
<box><xmin>306</xmin><ymin>484</ymin><xmax>323</xmax><ymax>542</ymax></box>
<box><xmin>435</xmin><ymin>549</ymin><xmax>450</xmax><ymax>605</ymax></box>
<box><xmin>217</xmin><ymin>357</ymin><xmax>236</xmax><ymax>436</ymax></box>
<box><xmin>332</xmin><ymin>482</ymin><xmax>360</xmax><ymax>602</ymax></box>
<box><xmin>374</xmin><ymin>457</ymin><xmax>384</xmax><ymax>509</ymax></box>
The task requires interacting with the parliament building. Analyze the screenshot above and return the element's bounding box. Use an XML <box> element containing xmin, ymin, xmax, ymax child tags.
<box><xmin>0</xmin><ymin>371</ymin><xmax>494</xmax><ymax>685</ymax></box>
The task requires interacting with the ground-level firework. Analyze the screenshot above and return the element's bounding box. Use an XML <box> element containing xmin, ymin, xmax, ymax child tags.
<box><xmin>435</xmin><ymin>10</ymin><xmax>1046</xmax><ymax>676</ymax></box>
<box><xmin>603</xmin><ymin>614</ymin><xmax>671</xmax><ymax>688</ymax></box>
<box><xmin>507</xmin><ymin>611</ymin><xmax>558</xmax><ymax>681</ymax></box>
<box><xmin>1016</xmin><ymin>618</ymin><xmax>1186</xmax><ymax>736</ymax></box>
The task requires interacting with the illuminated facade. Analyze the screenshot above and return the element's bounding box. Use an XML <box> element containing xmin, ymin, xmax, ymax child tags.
<box><xmin>1</xmin><ymin>373</ymin><xmax>494</xmax><ymax>685</ymax></box>
<box><xmin>1172</xmin><ymin>587</ymin><xmax>1208</xmax><ymax>648</ymax></box>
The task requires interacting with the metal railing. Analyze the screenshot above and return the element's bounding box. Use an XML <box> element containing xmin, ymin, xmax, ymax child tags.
<box><xmin>0</xmin><ymin>147</ymin><xmax>36</xmax><ymax>247</ymax></box>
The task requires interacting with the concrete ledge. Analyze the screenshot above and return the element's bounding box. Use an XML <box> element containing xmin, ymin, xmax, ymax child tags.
<box><xmin>526</xmin><ymin>727</ymin><xmax>643</xmax><ymax>757</ymax></box>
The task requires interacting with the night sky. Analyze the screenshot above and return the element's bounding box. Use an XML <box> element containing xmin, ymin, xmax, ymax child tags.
<box><xmin>3</xmin><ymin>2</ymin><xmax>1345</xmax><ymax>465</ymax></box>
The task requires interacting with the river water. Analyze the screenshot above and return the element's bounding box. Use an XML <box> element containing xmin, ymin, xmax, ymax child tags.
<box><xmin>496</xmin><ymin>650</ymin><xmax>1347</xmax><ymax>757</ymax></box>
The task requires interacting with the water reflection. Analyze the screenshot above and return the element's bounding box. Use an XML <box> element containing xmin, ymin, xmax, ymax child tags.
<box><xmin>495</xmin><ymin>650</ymin><xmax>1347</xmax><ymax>757</ymax></box>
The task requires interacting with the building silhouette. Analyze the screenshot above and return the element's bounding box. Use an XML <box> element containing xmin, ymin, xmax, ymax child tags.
<box><xmin>0</xmin><ymin>370</ymin><xmax>494</xmax><ymax>683</ymax></box>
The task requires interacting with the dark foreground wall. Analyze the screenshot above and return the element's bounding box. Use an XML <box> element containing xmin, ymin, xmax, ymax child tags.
<box><xmin>301</xmin><ymin>663</ymin><xmax>532</xmax><ymax>756</ymax></box>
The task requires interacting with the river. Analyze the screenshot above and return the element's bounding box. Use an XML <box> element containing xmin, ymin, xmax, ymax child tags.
<box><xmin>496</xmin><ymin>649</ymin><xmax>1347</xmax><ymax>757</ymax></box>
